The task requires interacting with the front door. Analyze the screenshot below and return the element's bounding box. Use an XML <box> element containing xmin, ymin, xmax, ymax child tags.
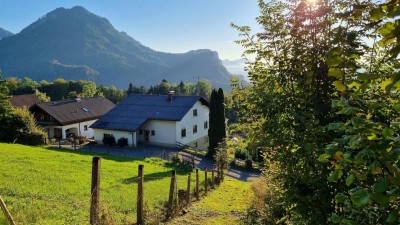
<box><xmin>144</xmin><ymin>130</ymin><xmax>150</xmax><ymax>142</ymax></box>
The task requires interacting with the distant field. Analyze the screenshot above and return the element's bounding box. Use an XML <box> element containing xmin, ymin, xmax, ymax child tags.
<box><xmin>0</xmin><ymin>143</ymin><xmax>202</xmax><ymax>224</ymax></box>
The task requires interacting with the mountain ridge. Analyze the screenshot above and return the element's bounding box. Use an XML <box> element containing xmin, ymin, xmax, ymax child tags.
<box><xmin>0</xmin><ymin>6</ymin><xmax>234</xmax><ymax>90</ymax></box>
<box><xmin>0</xmin><ymin>28</ymin><xmax>13</xmax><ymax>40</ymax></box>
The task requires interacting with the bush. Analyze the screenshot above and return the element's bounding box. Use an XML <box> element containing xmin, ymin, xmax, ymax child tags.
<box><xmin>245</xmin><ymin>159</ymin><xmax>253</xmax><ymax>169</ymax></box>
<box><xmin>234</xmin><ymin>148</ymin><xmax>251</xmax><ymax>160</ymax></box>
<box><xmin>13</xmin><ymin>107</ymin><xmax>46</xmax><ymax>146</ymax></box>
<box><xmin>102</xmin><ymin>135</ymin><xmax>116</xmax><ymax>146</ymax></box>
<box><xmin>117</xmin><ymin>137</ymin><xmax>128</xmax><ymax>147</ymax></box>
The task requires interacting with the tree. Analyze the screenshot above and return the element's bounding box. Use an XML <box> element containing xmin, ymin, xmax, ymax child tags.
<box><xmin>233</xmin><ymin>0</ymin><xmax>400</xmax><ymax>224</ymax></box>
<box><xmin>194</xmin><ymin>80</ymin><xmax>212</xmax><ymax>100</ymax></box>
<box><xmin>207</xmin><ymin>88</ymin><xmax>226</xmax><ymax>157</ymax></box>
<box><xmin>0</xmin><ymin>70</ymin><xmax>24</xmax><ymax>142</ymax></box>
<box><xmin>231</xmin><ymin>0</ymin><xmax>343</xmax><ymax>222</ymax></box>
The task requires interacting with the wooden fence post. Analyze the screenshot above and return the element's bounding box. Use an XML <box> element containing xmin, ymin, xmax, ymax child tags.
<box><xmin>0</xmin><ymin>196</ymin><xmax>16</xmax><ymax>225</ymax></box>
<box><xmin>204</xmin><ymin>167</ymin><xmax>208</xmax><ymax>195</ymax></box>
<box><xmin>90</xmin><ymin>157</ymin><xmax>101</xmax><ymax>225</ymax></box>
<box><xmin>186</xmin><ymin>173</ymin><xmax>191</xmax><ymax>206</ymax></box>
<box><xmin>217</xmin><ymin>162</ymin><xmax>220</xmax><ymax>184</ymax></box>
<box><xmin>137</xmin><ymin>164</ymin><xmax>144</xmax><ymax>225</ymax></box>
<box><xmin>211</xmin><ymin>164</ymin><xmax>215</xmax><ymax>189</ymax></box>
<box><xmin>195</xmin><ymin>168</ymin><xmax>199</xmax><ymax>200</ymax></box>
<box><xmin>168</xmin><ymin>169</ymin><xmax>176</xmax><ymax>209</ymax></box>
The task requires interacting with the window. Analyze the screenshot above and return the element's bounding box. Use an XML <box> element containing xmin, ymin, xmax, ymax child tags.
<box><xmin>193</xmin><ymin>125</ymin><xmax>197</xmax><ymax>134</ymax></box>
<box><xmin>204</xmin><ymin>121</ymin><xmax>208</xmax><ymax>129</ymax></box>
<box><xmin>193</xmin><ymin>109</ymin><xmax>198</xmax><ymax>117</ymax></box>
<box><xmin>139</xmin><ymin>129</ymin><xmax>143</xmax><ymax>135</ymax></box>
<box><xmin>151</xmin><ymin>130</ymin><xmax>155</xmax><ymax>136</ymax></box>
<box><xmin>181</xmin><ymin>129</ymin><xmax>186</xmax><ymax>138</ymax></box>
<box><xmin>84</xmin><ymin>125</ymin><xmax>88</xmax><ymax>131</ymax></box>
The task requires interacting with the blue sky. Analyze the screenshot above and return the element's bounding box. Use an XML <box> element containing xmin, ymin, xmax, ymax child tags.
<box><xmin>0</xmin><ymin>0</ymin><xmax>261</xmax><ymax>60</ymax></box>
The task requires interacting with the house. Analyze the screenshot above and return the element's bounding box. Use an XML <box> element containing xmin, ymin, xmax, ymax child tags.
<box><xmin>91</xmin><ymin>93</ymin><xmax>210</xmax><ymax>149</ymax></box>
<box><xmin>30</xmin><ymin>96</ymin><xmax>115</xmax><ymax>139</ymax></box>
<box><xmin>10</xmin><ymin>94</ymin><xmax>40</xmax><ymax>109</ymax></box>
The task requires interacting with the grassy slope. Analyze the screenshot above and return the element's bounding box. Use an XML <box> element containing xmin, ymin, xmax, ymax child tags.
<box><xmin>0</xmin><ymin>143</ymin><xmax>204</xmax><ymax>225</ymax></box>
<box><xmin>167</xmin><ymin>178</ymin><xmax>252</xmax><ymax>225</ymax></box>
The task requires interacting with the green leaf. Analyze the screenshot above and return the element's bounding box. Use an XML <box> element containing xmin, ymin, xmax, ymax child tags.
<box><xmin>328</xmin><ymin>170</ymin><xmax>343</xmax><ymax>182</ymax></box>
<box><xmin>331</xmin><ymin>214</ymin><xmax>342</xmax><ymax>223</ymax></box>
<box><xmin>382</xmin><ymin>127</ymin><xmax>395</xmax><ymax>138</ymax></box>
<box><xmin>386</xmin><ymin>210</ymin><xmax>399</xmax><ymax>223</ymax></box>
<box><xmin>328</xmin><ymin>123</ymin><xmax>344</xmax><ymax>131</ymax></box>
<box><xmin>333</xmin><ymin>81</ymin><xmax>346</xmax><ymax>92</ymax></box>
<box><xmin>373</xmin><ymin>192</ymin><xmax>389</xmax><ymax>208</ymax></box>
<box><xmin>329</xmin><ymin>68</ymin><xmax>343</xmax><ymax>79</ymax></box>
<box><xmin>378</xmin><ymin>22</ymin><xmax>395</xmax><ymax>36</ymax></box>
<box><xmin>335</xmin><ymin>193</ymin><xmax>347</xmax><ymax>203</ymax></box>
<box><xmin>393</xmin><ymin>103</ymin><xmax>400</xmax><ymax>112</ymax></box>
<box><xmin>327</xmin><ymin>55</ymin><xmax>342</xmax><ymax>67</ymax></box>
<box><xmin>351</xmin><ymin>188</ymin><xmax>370</xmax><ymax>207</ymax></box>
<box><xmin>357</xmin><ymin>73</ymin><xmax>379</xmax><ymax>81</ymax></box>
<box><xmin>318</xmin><ymin>154</ymin><xmax>330</xmax><ymax>163</ymax></box>
<box><xmin>373</xmin><ymin>179</ymin><xmax>389</xmax><ymax>193</ymax></box>
<box><xmin>367</xmin><ymin>133</ymin><xmax>378</xmax><ymax>140</ymax></box>
<box><xmin>346</xmin><ymin>175</ymin><xmax>354</xmax><ymax>186</ymax></box>
<box><xmin>370</xmin><ymin>7</ymin><xmax>385</xmax><ymax>21</ymax></box>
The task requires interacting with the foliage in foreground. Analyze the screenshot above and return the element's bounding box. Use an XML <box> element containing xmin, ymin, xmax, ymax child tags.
<box><xmin>232</xmin><ymin>0</ymin><xmax>400</xmax><ymax>224</ymax></box>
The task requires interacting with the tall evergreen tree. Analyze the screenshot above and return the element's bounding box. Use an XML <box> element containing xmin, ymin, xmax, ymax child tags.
<box><xmin>207</xmin><ymin>88</ymin><xmax>226</xmax><ymax>157</ymax></box>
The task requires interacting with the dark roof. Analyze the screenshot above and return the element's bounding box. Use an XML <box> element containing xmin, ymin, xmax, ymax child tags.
<box><xmin>10</xmin><ymin>94</ymin><xmax>40</xmax><ymax>108</ymax></box>
<box><xmin>91</xmin><ymin>95</ymin><xmax>209</xmax><ymax>132</ymax></box>
<box><xmin>32</xmin><ymin>96</ymin><xmax>115</xmax><ymax>125</ymax></box>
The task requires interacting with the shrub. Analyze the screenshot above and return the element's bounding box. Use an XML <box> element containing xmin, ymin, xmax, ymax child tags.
<box><xmin>117</xmin><ymin>137</ymin><xmax>128</xmax><ymax>147</ymax></box>
<box><xmin>234</xmin><ymin>148</ymin><xmax>251</xmax><ymax>160</ymax></box>
<box><xmin>13</xmin><ymin>107</ymin><xmax>46</xmax><ymax>146</ymax></box>
<box><xmin>102</xmin><ymin>135</ymin><xmax>116</xmax><ymax>146</ymax></box>
<box><xmin>245</xmin><ymin>159</ymin><xmax>253</xmax><ymax>170</ymax></box>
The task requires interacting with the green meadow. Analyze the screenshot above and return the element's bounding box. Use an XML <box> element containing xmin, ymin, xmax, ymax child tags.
<box><xmin>0</xmin><ymin>143</ymin><xmax>203</xmax><ymax>224</ymax></box>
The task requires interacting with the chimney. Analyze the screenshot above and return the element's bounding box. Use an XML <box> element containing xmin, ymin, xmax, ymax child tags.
<box><xmin>167</xmin><ymin>91</ymin><xmax>175</xmax><ymax>102</ymax></box>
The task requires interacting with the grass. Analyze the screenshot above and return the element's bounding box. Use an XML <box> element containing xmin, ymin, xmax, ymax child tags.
<box><xmin>0</xmin><ymin>143</ymin><xmax>204</xmax><ymax>224</ymax></box>
<box><xmin>167</xmin><ymin>177</ymin><xmax>253</xmax><ymax>225</ymax></box>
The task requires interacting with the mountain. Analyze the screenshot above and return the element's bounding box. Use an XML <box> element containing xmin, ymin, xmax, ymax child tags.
<box><xmin>222</xmin><ymin>59</ymin><xmax>249</xmax><ymax>81</ymax></box>
<box><xmin>0</xmin><ymin>6</ymin><xmax>233</xmax><ymax>90</ymax></box>
<box><xmin>0</xmin><ymin>28</ymin><xmax>14</xmax><ymax>40</ymax></box>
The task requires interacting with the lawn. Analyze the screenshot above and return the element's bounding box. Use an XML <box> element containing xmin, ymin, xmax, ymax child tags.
<box><xmin>0</xmin><ymin>143</ymin><xmax>204</xmax><ymax>224</ymax></box>
<box><xmin>167</xmin><ymin>178</ymin><xmax>253</xmax><ymax>225</ymax></box>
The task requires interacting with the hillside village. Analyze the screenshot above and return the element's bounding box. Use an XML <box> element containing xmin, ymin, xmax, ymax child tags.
<box><xmin>1</xmin><ymin>0</ymin><xmax>400</xmax><ymax>224</ymax></box>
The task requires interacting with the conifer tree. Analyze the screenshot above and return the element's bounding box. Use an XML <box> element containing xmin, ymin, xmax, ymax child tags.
<box><xmin>207</xmin><ymin>88</ymin><xmax>226</xmax><ymax>157</ymax></box>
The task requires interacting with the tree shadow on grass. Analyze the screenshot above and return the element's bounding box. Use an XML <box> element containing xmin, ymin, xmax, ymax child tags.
<box><xmin>122</xmin><ymin>166</ymin><xmax>194</xmax><ymax>184</ymax></box>
<box><xmin>44</xmin><ymin>146</ymin><xmax>143</xmax><ymax>163</ymax></box>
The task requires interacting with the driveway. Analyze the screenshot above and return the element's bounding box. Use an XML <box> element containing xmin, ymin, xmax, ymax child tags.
<box><xmin>60</xmin><ymin>143</ymin><xmax>261</xmax><ymax>182</ymax></box>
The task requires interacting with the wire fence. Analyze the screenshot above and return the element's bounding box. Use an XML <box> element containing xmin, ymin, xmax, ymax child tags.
<box><xmin>0</xmin><ymin>156</ymin><xmax>224</xmax><ymax>225</ymax></box>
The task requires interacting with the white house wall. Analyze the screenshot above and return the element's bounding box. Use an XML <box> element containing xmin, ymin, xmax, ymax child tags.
<box><xmin>93</xmin><ymin>129</ymin><xmax>137</xmax><ymax>147</ymax></box>
<box><xmin>176</xmin><ymin>100</ymin><xmax>209</xmax><ymax>149</ymax></box>
<box><xmin>44</xmin><ymin>119</ymin><xmax>98</xmax><ymax>139</ymax></box>
<box><xmin>138</xmin><ymin>120</ymin><xmax>177</xmax><ymax>146</ymax></box>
